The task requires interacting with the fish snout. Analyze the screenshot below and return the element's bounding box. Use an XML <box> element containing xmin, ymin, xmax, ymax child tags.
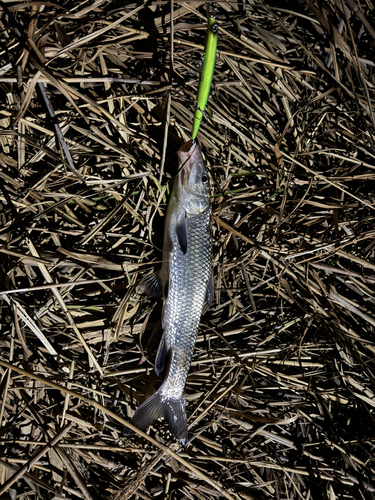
<box><xmin>177</xmin><ymin>140</ymin><xmax>199</xmax><ymax>169</ymax></box>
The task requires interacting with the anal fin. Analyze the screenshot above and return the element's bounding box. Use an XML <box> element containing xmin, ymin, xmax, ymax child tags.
<box><xmin>155</xmin><ymin>333</ymin><xmax>168</xmax><ymax>376</ymax></box>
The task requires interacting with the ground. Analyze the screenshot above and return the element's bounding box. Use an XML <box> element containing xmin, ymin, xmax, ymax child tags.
<box><xmin>1</xmin><ymin>1</ymin><xmax>375</xmax><ymax>499</ymax></box>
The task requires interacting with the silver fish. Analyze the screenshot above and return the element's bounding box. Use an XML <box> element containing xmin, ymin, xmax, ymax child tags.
<box><xmin>127</xmin><ymin>140</ymin><xmax>213</xmax><ymax>445</ymax></box>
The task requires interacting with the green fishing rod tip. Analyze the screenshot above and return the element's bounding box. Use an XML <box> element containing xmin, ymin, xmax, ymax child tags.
<box><xmin>191</xmin><ymin>17</ymin><xmax>218</xmax><ymax>140</ymax></box>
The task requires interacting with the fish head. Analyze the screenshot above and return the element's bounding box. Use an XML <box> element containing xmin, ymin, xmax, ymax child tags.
<box><xmin>177</xmin><ymin>140</ymin><xmax>210</xmax><ymax>215</ymax></box>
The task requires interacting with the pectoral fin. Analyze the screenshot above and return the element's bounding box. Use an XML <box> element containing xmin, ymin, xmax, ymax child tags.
<box><xmin>205</xmin><ymin>269</ymin><xmax>214</xmax><ymax>307</ymax></box>
<box><xmin>176</xmin><ymin>212</ymin><xmax>187</xmax><ymax>254</ymax></box>
<box><xmin>137</xmin><ymin>271</ymin><xmax>162</xmax><ymax>297</ymax></box>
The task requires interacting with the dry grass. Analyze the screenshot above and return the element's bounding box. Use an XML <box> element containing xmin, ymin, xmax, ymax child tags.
<box><xmin>1</xmin><ymin>1</ymin><xmax>375</xmax><ymax>499</ymax></box>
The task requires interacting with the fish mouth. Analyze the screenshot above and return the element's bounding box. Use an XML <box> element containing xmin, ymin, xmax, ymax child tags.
<box><xmin>177</xmin><ymin>140</ymin><xmax>196</xmax><ymax>187</ymax></box>
<box><xmin>177</xmin><ymin>140</ymin><xmax>198</xmax><ymax>167</ymax></box>
<box><xmin>178</xmin><ymin>140</ymin><xmax>195</xmax><ymax>154</ymax></box>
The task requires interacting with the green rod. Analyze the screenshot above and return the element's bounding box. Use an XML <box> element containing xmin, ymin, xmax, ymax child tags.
<box><xmin>191</xmin><ymin>17</ymin><xmax>218</xmax><ymax>140</ymax></box>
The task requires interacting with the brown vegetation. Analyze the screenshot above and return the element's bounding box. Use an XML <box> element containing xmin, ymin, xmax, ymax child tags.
<box><xmin>1</xmin><ymin>1</ymin><xmax>375</xmax><ymax>499</ymax></box>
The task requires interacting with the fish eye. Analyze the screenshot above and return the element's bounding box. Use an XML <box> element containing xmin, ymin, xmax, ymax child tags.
<box><xmin>211</xmin><ymin>23</ymin><xmax>219</xmax><ymax>34</ymax></box>
<box><xmin>202</xmin><ymin>174</ymin><xmax>208</xmax><ymax>183</ymax></box>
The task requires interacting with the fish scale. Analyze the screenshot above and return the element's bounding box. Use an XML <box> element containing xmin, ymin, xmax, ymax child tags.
<box><xmin>161</xmin><ymin>207</ymin><xmax>212</xmax><ymax>403</ymax></box>
<box><xmin>125</xmin><ymin>140</ymin><xmax>212</xmax><ymax>445</ymax></box>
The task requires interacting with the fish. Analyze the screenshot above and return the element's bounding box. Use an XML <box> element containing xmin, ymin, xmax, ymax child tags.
<box><xmin>126</xmin><ymin>140</ymin><xmax>213</xmax><ymax>445</ymax></box>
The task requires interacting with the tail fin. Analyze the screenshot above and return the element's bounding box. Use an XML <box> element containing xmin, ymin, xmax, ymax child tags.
<box><xmin>124</xmin><ymin>390</ymin><xmax>188</xmax><ymax>445</ymax></box>
<box><xmin>164</xmin><ymin>394</ymin><xmax>188</xmax><ymax>445</ymax></box>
